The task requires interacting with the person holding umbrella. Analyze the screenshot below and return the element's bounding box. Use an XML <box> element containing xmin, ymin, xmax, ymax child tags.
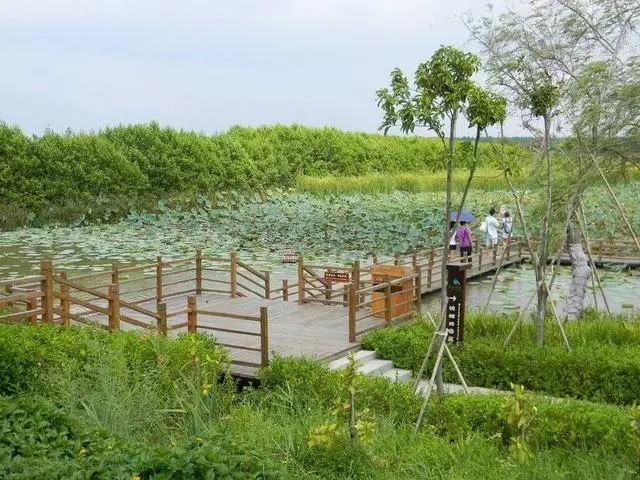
<box><xmin>451</xmin><ymin>210</ymin><xmax>475</xmax><ymax>263</ymax></box>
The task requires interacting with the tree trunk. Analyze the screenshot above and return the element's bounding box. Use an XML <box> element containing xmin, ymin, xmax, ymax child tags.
<box><xmin>436</xmin><ymin>110</ymin><xmax>458</xmax><ymax>393</ymax></box>
<box><xmin>455</xmin><ymin>126</ymin><xmax>481</xmax><ymax>220</ymax></box>
<box><xmin>535</xmin><ymin>111</ymin><xmax>553</xmax><ymax>347</ymax></box>
<box><xmin>564</xmin><ymin>243</ymin><xmax>592</xmax><ymax>321</ymax></box>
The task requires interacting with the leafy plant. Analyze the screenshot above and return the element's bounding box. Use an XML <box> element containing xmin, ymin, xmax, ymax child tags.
<box><xmin>501</xmin><ymin>384</ymin><xmax>537</xmax><ymax>461</ymax></box>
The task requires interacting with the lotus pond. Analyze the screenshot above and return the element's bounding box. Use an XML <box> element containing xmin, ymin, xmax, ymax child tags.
<box><xmin>1</xmin><ymin>190</ymin><xmax>639</xmax><ymax>313</ymax></box>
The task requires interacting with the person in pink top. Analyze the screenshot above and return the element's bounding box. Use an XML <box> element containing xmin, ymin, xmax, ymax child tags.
<box><xmin>455</xmin><ymin>220</ymin><xmax>473</xmax><ymax>263</ymax></box>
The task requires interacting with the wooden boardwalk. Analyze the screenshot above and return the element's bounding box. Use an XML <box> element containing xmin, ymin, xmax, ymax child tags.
<box><xmin>1</xmin><ymin>238</ymin><xmax>637</xmax><ymax>377</ymax></box>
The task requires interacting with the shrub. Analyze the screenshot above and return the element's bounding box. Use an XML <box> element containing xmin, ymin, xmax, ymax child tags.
<box><xmin>0</xmin><ymin>395</ymin><xmax>282</xmax><ymax>479</ymax></box>
<box><xmin>362</xmin><ymin>314</ymin><xmax>640</xmax><ymax>405</ymax></box>
<box><xmin>258</xmin><ymin>356</ymin><xmax>636</xmax><ymax>457</ymax></box>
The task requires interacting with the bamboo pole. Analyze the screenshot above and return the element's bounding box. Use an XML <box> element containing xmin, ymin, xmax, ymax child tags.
<box><xmin>589</xmin><ymin>154</ymin><xmax>640</xmax><ymax>254</ymax></box>
<box><xmin>425</xmin><ymin>310</ymin><xmax>468</xmax><ymax>394</ymax></box>
<box><xmin>578</xmin><ymin>202</ymin><xmax>611</xmax><ymax>313</ymax></box>
<box><xmin>414</xmin><ymin>331</ymin><xmax>448</xmax><ymax>433</ymax></box>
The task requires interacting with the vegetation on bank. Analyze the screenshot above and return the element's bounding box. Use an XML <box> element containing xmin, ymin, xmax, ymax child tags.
<box><xmin>1</xmin><ymin>323</ymin><xmax>639</xmax><ymax>479</ymax></box>
<box><xmin>362</xmin><ymin>311</ymin><xmax>640</xmax><ymax>405</ymax></box>
<box><xmin>0</xmin><ymin>122</ymin><xmax>526</xmax><ymax>230</ymax></box>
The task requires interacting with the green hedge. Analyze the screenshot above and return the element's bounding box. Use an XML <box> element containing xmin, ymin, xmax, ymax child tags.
<box><xmin>361</xmin><ymin>313</ymin><xmax>640</xmax><ymax>405</ymax></box>
<box><xmin>0</xmin><ymin>122</ymin><xmax>523</xmax><ymax>228</ymax></box>
<box><xmin>0</xmin><ymin>324</ymin><xmax>228</xmax><ymax>397</ymax></box>
<box><xmin>259</xmin><ymin>356</ymin><xmax>637</xmax><ymax>457</ymax></box>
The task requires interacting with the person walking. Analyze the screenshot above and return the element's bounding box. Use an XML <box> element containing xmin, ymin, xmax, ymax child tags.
<box><xmin>501</xmin><ymin>211</ymin><xmax>513</xmax><ymax>243</ymax></box>
<box><xmin>448</xmin><ymin>221</ymin><xmax>457</xmax><ymax>260</ymax></box>
<box><xmin>455</xmin><ymin>220</ymin><xmax>473</xmax><ymax>263</ymax></box>
<box><xmin>483</xmin><ymin>208</ymin><xmax>501</xmax><ymax>248</ymax></box>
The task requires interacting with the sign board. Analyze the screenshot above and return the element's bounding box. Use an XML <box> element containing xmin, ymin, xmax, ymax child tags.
<box><xmin>324</xmin><ymin>271</ymin><xmax>350</xmax><ymax>283</ymax></box>
<box><xmin>445</xmin><ymin>263</ymin><xmax>471</xmax><ymax>344</ymax></box>
<box><xmin>282</xmin><ymin>248</ymin><xmax>298</xmax><ymax>263</ymax></box>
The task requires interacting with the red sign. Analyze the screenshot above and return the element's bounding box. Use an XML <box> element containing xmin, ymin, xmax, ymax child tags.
<box><xmin>324</xmin><ymin>271</ymin><xmax>350</xmax><ymax>283</ymax></box>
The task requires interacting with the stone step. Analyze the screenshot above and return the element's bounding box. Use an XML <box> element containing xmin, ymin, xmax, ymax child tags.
<box><xmin>415</xmin><ymin>379</ymin><xmax>499</xmax><ymax>395</ymax></box>
<box><xmin>328</xmin><ymin>349</ymin><xmax>376</xmax><ymax>370</ymax></box>
<box><xmin>381</xmin><ymin>368</ymin><xmax>412</xmax><ymax>384</ymax></box>
<box><xmin>357</xmin><ymin>359</ymin><xmax>394</xmax><ymax>377</ymax></box>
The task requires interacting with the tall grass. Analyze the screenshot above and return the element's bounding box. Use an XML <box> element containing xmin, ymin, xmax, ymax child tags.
<box><xmin>295</xmin><ymin>168</ymin><xmax>523</xmax><ymax>194</ymax></box>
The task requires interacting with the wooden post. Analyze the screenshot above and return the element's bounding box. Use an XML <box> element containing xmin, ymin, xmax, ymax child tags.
<box><xmin>108</xmin><ymin>283</ymin><xmax>120</xmax><ymax>331</ymax></box>
<box><xmin>40</xmin><ymin>260</ymin><xmax>54</xmax><ymax>324</ymax></box>
<box><xmin>264</xmin><ymin>271</ymin><xmax>271</xmax><ymax>299</ymax></box>
<box><xmin>352</xmin><ymin>260</ymin><xmax>361</xmax><ymax>310</ymax></box>
<box><xmin>324</xmin><ymin>278</ymin><xmax>332</xmax><ymax>302</ymax></box>
<box><xmin>282</xmin><ymin>279</ymin><xmax>289</xmax><ymax>302</ymax></box>
<box><xmin>187</xmin><ymin>295</ymin><xmax>197</xmax><ymax>333</ymax></box>
<box><xmin>478</xmin><ymin>247</ymin><xmax>483</xmax><ymax>270</ymax></box>
<box><xmin>343</xmin><ymin>284</ymin><xmax>348</xmax><ymax>306</ymax></box>
<box><xmin>384</xmin><ymin>275</ymin><xmax>392</xmax><ymax>324</ymax></box>
<box><xmin>297</xmin><ymin>255</ymin><xmax>305</xmax><ymax>305</ymax></box>
<box><xmin>156</xmin><ymin>256</ymin><xmax>163</xmax><ymax>303</ymax></box>
<box><xmin>492</xmin><ymin>246</ymin><xmax>498</xmax><ymax>265</ymax></box>
<box><xmin>260</xmin><ymin>306</ymin><xmax>269</xmax><ymax>367</ymax></box>
<box><xmin>394</xmin><ymin>254</ymin><xmax>400</xmax><ymax>266</ymax></box>
<box><xmin>518</xmin><ymin>238</ymin><xmax>523</xmax><ymax>259</ymax></box>
<box><xmin>230</xmin><ymin>252</ymin><xmax>238</xmax><ymax>298</ymax></box>
<box><xmin>372</xmin><ymin>255</ymin><xmax>378</xmax><ymax>264</ymax></box>
<box><xmin>414</xmin><ymin>266</ymin><xmax>422</xmax><ymax>313</ymax></box>
<box><xmin>412</xmin><ymin>252</ymin><xmax>418</xmax><ymax>270</ymax></box>
<box><xmin>59</xmin><ymin>272</ymin><xmax>70</xmax><ymax>327</ymax></box>
<box><xmin>348</xmin><ymin>283</ymin><xmax>356</xmax><ymax>343</ymax></box>
<box><xmin>157</xmin><ymin>302</ymin><xmax>167</xmax><ymax>336</ymax></box>
<box><xmin>111</xmin><ymin>262</ymin><xmax>119</xmax><ymax>285</ymax></box>
<box><xmin>506</xmin><ymin>240</ymin><xmax>511</xmax><ymax>260</ymax></box>
<box><xmin>427</xmin><ymin>249</ymin><xmax>434</xmax><ymax>288</ymax></box>
<box><xmin>195</xmin><ymin>248</ymin><xmax>203</xmax><ymax>294</ymax></box>
<box><xmin>27</xmin><ymin>296</ymin><xmax>38</xmax><ymax>325</ymax></box>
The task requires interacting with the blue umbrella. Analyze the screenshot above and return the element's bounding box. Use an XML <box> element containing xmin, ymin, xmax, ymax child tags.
<box><xmin>450</xmin><ymin>210</ymin><xmax>476</xmax><ymax>223</ymax></box>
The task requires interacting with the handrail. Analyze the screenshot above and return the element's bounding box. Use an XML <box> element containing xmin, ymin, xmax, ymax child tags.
<box><xmin>236</xmin><ymin>259</ymin><xmax>267</xmax><ymax>281</ymax></box>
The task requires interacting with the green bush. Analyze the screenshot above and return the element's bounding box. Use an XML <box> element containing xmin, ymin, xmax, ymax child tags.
<box><xmin>0</xmin><ymin>324</ymin><xmax>228</xmax><ymax>398</ymax></box>
<box><xmin>0</xmin><ymin>395</ymin><xmax>282</xmax><ymax>479</ymax></box>
<box><xmin>259</xmin><ymin>357</ymin><xmax>636</xmax><ymax>458</ymax></box>
<box><xmin>361</xmin><ymin>313</ymin><xmax>640</xmax><ymax>405</ymax></box>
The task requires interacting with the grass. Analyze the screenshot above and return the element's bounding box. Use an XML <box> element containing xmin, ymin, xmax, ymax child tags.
<box><xmin>3</xmin><ymin>323</ymin><xmax>640</xmax><ymax>478</ymax></box>
<box><xmin>295</xmin><ymin>168</ymin><xmax>519</xmax><ymax>194</ymax></box>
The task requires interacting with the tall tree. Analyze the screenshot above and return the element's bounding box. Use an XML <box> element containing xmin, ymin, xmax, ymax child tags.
<box><xmin>376</xmin><ymin>45</ymin><xmax>480</xmax><ymax>313</ymax></box>
<box><xmin>468</xmin><ymin>0</ymin><xmax>640</xmax><ymax>343</ymax></box>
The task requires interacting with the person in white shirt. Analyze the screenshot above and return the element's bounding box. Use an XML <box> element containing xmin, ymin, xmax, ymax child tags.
<box><xmin>484</xmin><ymin>208</ymin><xmax>501</xmax><ymax>248</ymax></box>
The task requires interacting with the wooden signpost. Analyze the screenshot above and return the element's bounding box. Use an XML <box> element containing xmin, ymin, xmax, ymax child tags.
<box><xmin>282</xmin><ymin>248</ymin><xmax>298</xmax><ymax>263</ymax></box>
<box><xmin>445</xmin><ymin>263</ymin><xmax>471</xmax><ymax>344</ymax></box>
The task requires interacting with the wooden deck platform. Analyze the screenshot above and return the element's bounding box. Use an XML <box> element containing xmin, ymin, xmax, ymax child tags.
<box><xmin>1</xmin><ymin>237</ymin><xmax>638</xmax><ymax>378</ymax></box>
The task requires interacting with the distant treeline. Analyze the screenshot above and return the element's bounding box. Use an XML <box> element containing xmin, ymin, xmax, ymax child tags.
<box><xmin>0</xmin><ymin>122</ymin><xmax>525</xmax><ymax>229</ymax></box>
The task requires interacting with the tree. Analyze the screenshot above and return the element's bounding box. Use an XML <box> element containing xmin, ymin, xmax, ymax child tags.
<box><xmin>468</xmin><ymin>0</ymin><xmax>640</xmax><ymax>344</ymax></box>
<box><xmin>376</xmin><ymin>46</ymin><xmax>480</xmax><ymax>313</ymax></box>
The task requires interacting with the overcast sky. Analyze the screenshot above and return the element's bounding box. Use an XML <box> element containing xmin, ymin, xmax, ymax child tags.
<box><xmin>0</xmin><ymin>0</ymin><xmax>525</xmax><ymax>137</ymax></box>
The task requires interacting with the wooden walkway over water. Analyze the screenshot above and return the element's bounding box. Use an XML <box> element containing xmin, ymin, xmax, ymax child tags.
<box><xmin>1</xmin><ymin>238</ymin><xmax>637</xmax><ymax>377</ymax></box>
